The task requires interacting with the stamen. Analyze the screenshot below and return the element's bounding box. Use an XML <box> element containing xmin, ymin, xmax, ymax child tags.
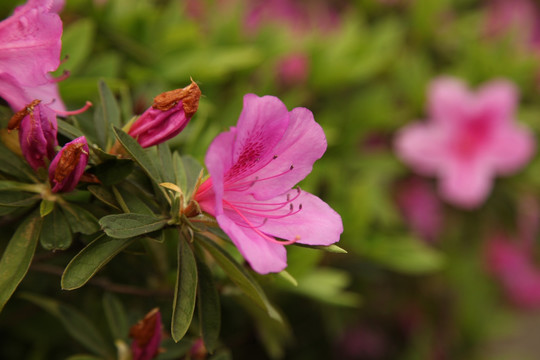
<box><xmin>225</xmin><ymin>164</ymin><xmax>295</xmax><ymax>192</ymax></box>
<box><xmin>223</xmin><ymin>199</ymin><xmax>299</xmax><ymax>245</ymax></box>
<box><xmin>53</xmin><ymin>70</ymin><xmax>70</xmax><ymax>83</ymax></box>
<box><xmin>55</xmin><ymin>101</ymin><xmax>93</xmax><ymax>117</ymax></box>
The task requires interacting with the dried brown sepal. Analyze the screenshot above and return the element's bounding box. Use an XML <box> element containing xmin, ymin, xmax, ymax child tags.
<box><xmin>54</xmin><ymin>142</ymin><xmax>87</xmax><ymax>183</ymax></box>
<box><xmin>79</xmin><ymin>172</ymin><xmax>101</xmax><ymax>184</ymax></box>
<box><xmin>129</xmin><ymin>307</ymin><xmax>160</xmax><ymax>347</ymax></box>
<box><xmin>152</xmin><ymin>80</ymin><xmax>201</xmax><ymax>117</ymax></box>
<box><xmin>8</xmin><ymin>99</ymin><xmax>41</xmax><ymax>131</ymax></box>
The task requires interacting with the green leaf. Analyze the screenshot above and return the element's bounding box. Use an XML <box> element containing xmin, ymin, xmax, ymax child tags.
<box><xmin>93</xmin><ymin>159</ymin><xmax>134</xmax><ymax>186</ymax></box>
<box><xmin>99</xmin><ymin>79</ymin><xmax>121</xmax><ymax>136</ymax></box>
<box><xmin>173</xmin><ymin>151</ymin><xmax>187</xmax><ymax>194</ymax></box>
<box><xmin>158</xmin><ymin>143</ymin><xmax>175</xmax><ymax>184</ymax></box>
<box><xmin>195</xmin><ymin>248</ymin><xmax>221</xmax><ymax>353</ymax></box>
<box><xmin>112</xmin><ymin>126</ymin><xmax>162</xmax><ymax>185</ymax></box>
<box><xmin>293</xmin><ymin>268</ymin><xmax>361</xmax><ymax>307</ymax></box>
<box><xmin>196</xmin><ymin>235</ymin><xmax>281</xmax><ymax>322</ymax></box>
<box><xmin>40</xmin><ymin>207</ymin><xmax>72</xmax><ymax>250</ymax></box>
<box><xmin>0</xmin><ymin>140</ymin><xmax>35</xmax><ymax>181</ymax></box>
<box><xmin>294</xmin><ymin>243</ymin><xmax>348</xmax><ymax>254</ymax></box>
<box><xmin>103</xmin><ymin>293</ymin><xmax>129</xmax><ymax>341</ymax></box>
<box><xmin>57</xmin><ymin>118</ymin><xmax>85</xmax><ymax>140</ymax></box>
<box><xmin>59</xmin><ymin>18</ymin><xmax>95</xmax><ymax>75</ymax></box>
<box><xmin>171</xmin><ymin>236</ymin><xmax>198</xmax><ymax>342</ymax></box>
<box><xmin>39</xmin><ymin>199</ymin><xmax>55</xmax><ymax>217</ymax></box>
<box><xmin>112</xmin><ymin>185</ymin><xmax>154</xmax><ymax>214</ymax></box>
<box><xmin>0</xmin><ymin>212</ymin><xmax>42</xmax><ymax>312</ymax></box>
<box><xmin>60</xmin><ymin>203</ymin><xmax>100</xmax><ymax>235</ymax></box>
<box><xmin>182</xmin><ymin>155</ymin><xmax>203</xmax><ymax>200</ymax></box>
<box><xmin>87</xmin><ymin>185</ymin><xmax>120</xmax><ymax>210</ymax></box>
<box><xmin>100</xmin><ymin>213</ymin><xmax>169</xmax><ymax>239</ymax></box>
<box><xmin>0</xmin><ymin>180</ymin><xmax>42</xmax><ymax>192</ymax></box>
<box><xmin>62</xmin><ymin>234</ymin><xmax>136</xmax><ymax>290</ymax></box>
<box><xmin>20</xmin><ymin>293</ymin><xmax>114</xmax><ymax>358</ymax></box>
<box><xmin>359</xmin><ymin>236</ymin><xmax>445</xmax><ymax>274</ymax></box>
<box><xmin>0</xmin><ymin>191</ymin><xmax>40</xmax><ymax>215</ymax></box>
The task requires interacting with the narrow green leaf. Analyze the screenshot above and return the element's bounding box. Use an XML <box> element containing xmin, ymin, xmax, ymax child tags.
<box><xmin>103</xmin><ymin>293</ymin><xmax>129</xmax><ymax>341</ymax></box>
<box><xmin>171</xmin><ymin>236</ymin><xmax>198</xmax><ymax>342</ymax></box>
<box><xmin>182</xmin><ymin>155</ymin><xmax>203</xmax><ymax>199</ymax></box>
<box><xmin>100</xmin><ymin>213</ymin><xmax>169</xmax><ymax>239</ymax></box>
<box><xmin>294</xmin><ymin>243</ymin><xmax>348</xmax><ymax>254</ymax></box>
<box><xmin>112</xmin><ymin>184</ymin><xmax>154</xmax><ymax>214</ymax></box>
<box><xmin>0</xmin><ymin>191</ymin><xmax>40</xmax><ymax>215</ymax></box>
<box><xmin>173</xmin><ymin>151</ymin><xmax>187</xmax><ymax>193</ymax></box>
<box><xmin>39</xmin><ymin>199</ymin><xmax>55</xmax><ymax>217</ymax></box>
<box><xmin>93</xmin><ymin>158</ymin><xmax>134</xmax><ymax>186</ymax></box>
<box><xmin>112</xmin><ymin>126</ymin><xmax>162</xmax><ymax>185</ymax></box>
<box><xmin>196</xmin><ymin>235</ymin><xmax>281</xmax><ymax>322</ymax></box>
<box><xmin>60</xmin><ymin>203</ymin><xmax>100</xmax><ymax>235</ymax></box>
<box><xmin>0</xmin><ymin>180</ymin><xmax>42</xmax><ymax>192</ymax></box>
<box><xmin>0</xmin><ymin>140</ymin><xmax>35</xmax><ymax>181</ymax></box>
<box><xmin>87</xmin><ymin>185</ymin><xmax>120</xmax><ymax>210</ymax></box>
<box><xmin>195</xmin><ymin>251</ymin><xmax>221</xmax><ymax>353</ymax></box>
<box><xmin>40</xmin><ymin>207</ymin><xmax>72</xmax><ymax>250</ymax></box>
<box><xmin>20</xmin><ymin>293</ymin><xmax>114</xmax><ymax>358</ymax></box>
<box><xmin>61</xmin><ymin>234</ymin><xmax>136</xmax><ymax>290</ymax></box>
<box><xmin>57</xmin><ymin>118</ymin><xmax>85</xmax><ymax>140</ymax></box>
<box><xmin>0</xmin><ymin>212</ymin><xmax>42</xmax><ymax>311</ymax></box>
<box><xmin>158</xmin><ymin>143</ymin><xmax>175</xmax><ymax>184</ymax></box>
<box><xmin>99</xmin><ymin>79</ymin><xmax>121</xmax><ymax>128</ymax></box>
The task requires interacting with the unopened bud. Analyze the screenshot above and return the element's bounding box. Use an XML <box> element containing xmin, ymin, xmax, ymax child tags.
<box><xmin>128</xmin><ymin>80</ymin><xmax>201</xmax><ymax>148</ymax></box>
<box><xmin>129</xmin><ymin>308</ymin><xmax>162</xmax><ymax>360</ymax></box>
<box><xmin>48</xmin><ymin>136</ymin><xmax>89</xmax><ymax>193</ymax></box>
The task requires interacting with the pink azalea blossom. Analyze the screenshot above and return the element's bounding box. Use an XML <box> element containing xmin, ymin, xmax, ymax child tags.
<box><xmin>48</xmin><ymin>136</ymin><xmax>89</xmax><ymax>193</ymax></box>
<box><xmin>485</xmin><ymin>0</ymin><xmax>540</xmax><ymax>51</ymax></box>
<box><xmin>17</xmin><ymin>100</ymin><xmax>58</xmax><ymax>171</ymax></box>
<box><xmin>127</xmin><ymin>81</ymin><xmax>201</xmax><ymax>148</ymax></box>
<box><xmin>395</xmin><ymin>177</ymin><xmax>443</xmax><ymax>242</ymax></box>
<box><xmin>486</xmin><ymin>234</ymin><xmax>540</xmax><ymax>309</ymax></box>
<box><xmin>0</xmin><ymin>0</ymin><xmax>65</xmax><ymax>112</ymax></box>
<box><xmin>395</xmin><ymin>77</ymin><xmax>535</xmax><ymax>209</ymax></box>
<box><xmin>129</xmin><ymin>308</ymin><xmax>162</xmax><ymax>360</ymax></box>
<box><xmin>194</xmin><ymin>94</ymin><xmax>343</xmax><ymax>274</ymax></box>
<box><xmin>276</xmin><ymin>53</ymin><xmax>310</xmax><ymax>87</ymax></box>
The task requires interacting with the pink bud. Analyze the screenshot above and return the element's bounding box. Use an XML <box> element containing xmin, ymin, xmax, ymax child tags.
<box><xmin>14</xmin><ymin>100</ymin><xmax>58</xmax><ymax>171</ymax></box>
<box><xmin>129</xmin><ymin>308</ymin><xmax>162</xmax><ymax>360</ymax></box>
<box><xmin>48</xmin><ymin>136</ymin><xmax>89</xmax><ymax>193</ymax></box>
<box><xmin>128</xmin><ymin>80</ymin><xmax>201</xmax><ymax>148</ymax></box>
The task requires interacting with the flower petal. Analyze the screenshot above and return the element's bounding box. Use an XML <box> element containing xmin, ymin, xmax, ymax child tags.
<box><xmin>487</xmin><ymin>125</ymin><xmax>535</xmax><ymax>174</ymax></box>
<box><xmin>439</xmin><ymin>159</ymin><xmax>493</xmax><ymax>208</ymax></box>
<box><xmin>475</xmin><ymin>80</ymin><xmax>518</xmax><ymax>125</ymax></box>
<box><xmin>256</xmin><ymin>190</ymin><xmax>343</xmax><ymax>246</ymax></box>
<box><xmin>394</xmin><ymin>122</ymin><xmax>449</xmax><ymax>176</ymax></box>
<box><xmin>428</xmin><ymin>77</ymin><xmax>471</xmax><ymax>124</ymax></box>
<box><xmin>216</xmin><ymin>213</ymin><xmax>287</xmax><ymax>274</ymax></box>
<box><xmin>248</xmin><ymin>107</ymin><xmax>327</xmax><ymax>200</ymax></box>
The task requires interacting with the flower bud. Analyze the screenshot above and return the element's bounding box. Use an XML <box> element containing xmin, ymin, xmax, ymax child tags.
<box><xmin>13</xmin><ymin>100</ymin><xmax>58</xmax><ymax>171</ymax></box>
<box><xmin>128</xmin><ymin>80</ymin><xmax>201</xmax><ymax>148</ymax></box>
<box><xmin>48</xmin><ymin>136</ymin><xmax>89</xmax><ymax>193</ymax></box>
<box><xmin>129</xmin><ymin>308</ymin><xmax>162</xmax><ymax>360</ymax></box>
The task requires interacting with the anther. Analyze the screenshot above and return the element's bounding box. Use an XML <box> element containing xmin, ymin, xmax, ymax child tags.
<box><xmin>273</xmin><ymin>155</ymin><xmax>278</xmax><ymax>159</ymax></box>
<box><xmin>289</xmin><ymin>165</ymin><xmax>294</xmax><ymax>170</ymax></box>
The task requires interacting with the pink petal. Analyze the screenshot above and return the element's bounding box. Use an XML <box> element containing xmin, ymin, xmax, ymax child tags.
<box><xmin>0</xmin><ymin>72</ymin><xmax>28</xmax><ymax>110</ymax></box>
<box><xmin>23</xmin><ymin>76</ymin><xmax>66</xmax><ymax>112</ymax></box>
<box><xmin>394</xmin><ymin>123</ymin><xmax>448</xmax><ymax>176</ymax></box>
<box><xmin>0</xmin><ymin>0</ymin><xmax>63</xmax><ymax>87</ymax></box>
<box><xmin>428</xmin><ymin>77</ymin><xmax>471</xmax><ymax>124</ymax></box>
<box><xmin>248</xmin><ymin>107</ymin><xmax>327</xmax><ymax>200</ymax></box>
<box><xmin>216</xmin><ymin>213</ymin><xmax>287</xmax><ymax>274</ymax></box>
<box><xmin>231</xmin><ymin>94</ymin><xmax>289</xmax><ymax>176</ymax></box>
<box><xmin>475</xmin><ymin>80</ymin><xmax>518</xmax><ymax>125</ymax></box>
<box><xmin>487</xmin><ymin>125</ymin><xmax>535</xmax><ymax>174</ymax></box>
<box><xmin>439</xmin><ymin>159</ymin><xmax>493</xmax><ymax>208</ymax></box>
<box><xmin>256</xmin><ymin>190</ymin><xmax>343</xmax><ymax>246</ymax></box>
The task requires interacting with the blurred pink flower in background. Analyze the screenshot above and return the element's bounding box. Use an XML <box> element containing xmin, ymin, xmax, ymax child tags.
<box><xmin>276</xmin><ymin>53</ymin><xmax>309</xmax><ymax>87</ymax></box>
<box><xmin>485</xmin><ymin>0</ymin><xmax>540</xmax><ymax>51</ymax></box>
<box><xmin>0</xmin><ymin>0</ymin><xmax>66</xmax><ymax>112</ymax></box>
<box><xmin>395</xmin><ymin>177</ymin><xmax>443</xmax><ymax>242</ymax></box>
<box><xmin>486</xmin><ymin>234</ymin><xmax>540</xmax><ymax>309</ymax></box>
<box><xmin>395</xmin><ymin>77</ymin><xmax>535</xmax><ymax>209</ymax></box>
<box><xmin>336</xmin><ymin>325</ymin><xmax>388</xmax><ymax>360</ymax></box>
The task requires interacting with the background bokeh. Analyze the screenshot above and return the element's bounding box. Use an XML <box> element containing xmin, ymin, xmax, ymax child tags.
<box><xmin>3</xmin><ymin>0</ymin><xmax>540</xmax><ymax>359</ymax></box>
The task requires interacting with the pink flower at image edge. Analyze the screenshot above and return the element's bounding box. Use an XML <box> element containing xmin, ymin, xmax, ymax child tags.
<box><xmin>395</xmin><ymin>77</ymin><xmax>535</xmax><ymax>209</ymax></box>
<box><xmin>195</xmin><ymin>94</ymin><xmax>343</xmax><ymax>274</ymax></box>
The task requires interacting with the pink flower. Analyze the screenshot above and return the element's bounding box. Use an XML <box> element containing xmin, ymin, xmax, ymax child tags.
<box><xmin>15</xmin><ymin>100</ymin><xmax>58</xmax><ymax>171</ymax></box>
<box><xmin>0</xmin><ymin>0</ymin><xmax>66</xmax><ymax>112</ymax></box>
<box><xmin>395</xmin><ymin>177</ymin><xmax>443</xmax><ymax>242</ymax></box>
<box><xmin>127</xmin><ymin>80</ymin><xmax>201</xmax><ymax>148</ymax></box>
<box><xmin>485</xmin><ymin>0</ymin><xmax>540</xmax><ymax>51</ymax></box>
<box><xmin>48</xmin><ymin>136</ymin><xmax>89</xmax><ymax>193</ymax></box>
<box><xmin>129</xmin><ymin>308</ymin><xmax>162</xmax><ymax>360</ymax></box>
<box><xmin>194</xmin><ymin>94</ymin><xmax>343</xmax><ymax>274</ymax></box>
<box><xmin>395</xmin><ymin>77</ymin><xmax>535</xmax><ymax>209</ymax></box>
<box><xmin>276</xmin><ymin>53</ymin><xmax>309</xmax><ymax>87</ymax></box>
<box><xmin>486</xmin><ymin>234</ymin><xmax>540</xmax><ymax>309</ymax></box>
